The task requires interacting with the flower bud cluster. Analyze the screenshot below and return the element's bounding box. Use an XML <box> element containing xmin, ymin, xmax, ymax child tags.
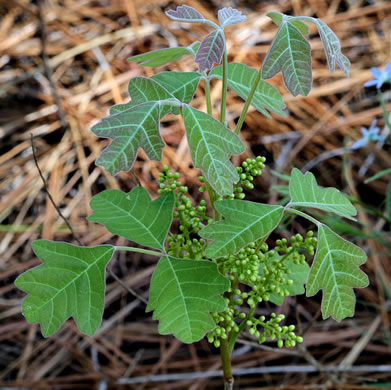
<box><xmin>157</xmin><ymin>165</ymin><xmax>188</xmax><ymax>195</ymax></box>
<box><xmin>246</xmin><ymin>313</ymin><xmax>303</xmax><ymax>347</ymax></box>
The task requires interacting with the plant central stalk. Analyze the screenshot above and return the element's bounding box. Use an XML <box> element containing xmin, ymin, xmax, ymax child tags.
<box><xmin>219</xmin><ymin>337</ymin><xmax>234</xmax><ymax>389</ymax></box>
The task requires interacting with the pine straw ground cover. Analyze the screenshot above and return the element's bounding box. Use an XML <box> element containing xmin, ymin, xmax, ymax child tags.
<box><xmin>0</xmin><ymin>0</ymin><xmax>390</xmax><ymax>389</ymax></box>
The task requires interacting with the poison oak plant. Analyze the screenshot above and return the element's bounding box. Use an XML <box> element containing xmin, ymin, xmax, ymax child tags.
<box><xmin>15</xmin><ymin>6</ymin><xmax>369</xmax><ymax>387</ymax></box>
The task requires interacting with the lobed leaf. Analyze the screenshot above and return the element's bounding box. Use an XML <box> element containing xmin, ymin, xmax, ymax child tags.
<box><xmin>147</xmin><ymin>256</ymin><xmax>230</xmax><ymax>343</ymax></box>
<box><xmin>128</xmin><ymin>42</ymin><xmax>200</xmax><ymax>67</ymax></box>
<box><xmin>289</xmin><ymin>168</ymin><xmax>357</xmax><ymax>219</ymax></box>
<box><xmin>195</xmin><ymin>29</ymin><xmax>225</xmax><ymax>73</ymax></box>
<box><xmin>166</xmin><ymin>5</ymin><xmax>207</xmax><ymax>24</ymax></box>
<box><xmin>92</xmin><ymin>77</ymin><xmax>179</xmax><ymax>175</ymax></box>
<box><xmin>218</xmin><ymin>7</ymin><xmax>247</xmax><ymax>27</ymax></box>
<box><xmin>182</xmin><ymin>105</ymin><xmax>244</xmax><ymax>196</ymax></box>
<box><xmin>200</xmin><ymin>200</ymin><xmax>284</xmax><ymax>258</ymax></box>
<box><xmin>210</xmin><ymin>63</ymin><xmax>286</xmax><ymax>117</ymax></box>
<box><xmin>88</xmin><ymin>187</ymin><xmax>175</xmax><ymax>250</ymax></box>
<box><xmin>262</xmin><ymin>18</ymin><xmax>312</xmax><ymax>96</ymax></box>
<box><xmin>312</xmin><ymin>19</ymin><xmax>350</xmax><ymax>76</ymax></box>
<box><xmin>259</xmin><ymin>254</ymin><xmax>310</xmax><ymax>305</ymax></box>
<box><xmin>306</xmin><ymin>225</ymin><xmax>368</xmax><ymax>321</ymax></box>
<box><xmin>15</xmin><ymin>241</ymin><xmax>114</xmax><ymax>337</ymax></box>
<box><xmin>151</xmin><ymin>72</ymin><xmax>202</xmax><ymax>104</ymax></box>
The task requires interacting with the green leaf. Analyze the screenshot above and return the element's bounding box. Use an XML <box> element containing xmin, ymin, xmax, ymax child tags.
<box><xmin>289</xmin><ymin>168</ymin><xmax>356</xmax><ymax>219</ymax></box>
<box><xmin>259</xmin><ymin>254</ymin><xmax>310</xmax><ymax>305</ymax></box>
<box><xmin>147</xmin><ymin>256</ymin><xmax>229</xmax><ymax>343</ymax></box>
<box><xmin>92</xmin><ymin>76</ymin><xmax>181</xmax><ymax>175</ymax></box>
<box><xmin>151</xmin><ymin>72</ymin><xmax>202</xmax><ymax>104</ymax></box>
<box><xmin>210</xmin><ymin>63</ymin><xmax>286</xmax><ymax>117</ymax></box>
<box><xmin>199</xmin><ymin>200</ymin><xmax>284</xmax><ymax>258</ymax></box>
<box><xmin>88</xmin><ymin>187</ymin><xmax>174</xmax><ymax>250</ymax></box>
<box><xmin>311</xmin><ymin>19</ymin><xmax>350</xmax><ymax>76</ymax></box>
<box><xmin>15</xmin><ymin>241</ymin><xmax>114</xmax><ymax>337</ymax></box>
<box><xmin>262</xmin><ymin>18</ymin><xmax>312</xmax><ymax>96</ymax></box>
<box><xmin>128</xmin><ymin>42</ymin><xmax>200</xmax><ymax>67</ymax></box>
<box><xmin>306</xmin><ymin>224</ymin><xmax>368</xmax><ymax>321</ymax></box>
<box><xmin>267</xmin><ymin>11</ymin><xmax>309</xmax><ymax>35</ymax></box>
<box><xmin>182</xmin><ymin>105</ymin><xmax>244</xmax><ymax>196</ymax></box>
<box><xmin>195</xmin><ymin>29</ymin><xmax>225</xmax><ymax>73</ymax></box>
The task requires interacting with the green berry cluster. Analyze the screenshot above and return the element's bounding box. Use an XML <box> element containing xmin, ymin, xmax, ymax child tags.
<box><xmin>227</xmin><ymin>156</ymin><xmax>266</xmax><ymax>200</ymax></box>
<box><xmin>246</xmin><ymin>313</ymin><xmax>303</xmax><ymax>347</ymax></box>
<box><xmin>275</xmin><ymin>232</ymin><xmax>317</xmax><ymax>260</ymax></box>
<box><xmin>157</xmin><ymin>165</ymin><xmax>188</xmax><ymax>195</ymax></box>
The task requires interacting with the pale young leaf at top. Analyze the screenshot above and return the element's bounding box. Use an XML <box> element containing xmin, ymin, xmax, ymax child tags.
<box><xmin>200</xmin><ymin>200</ymin><xmax>284</xmax><ymax>259</ymax></box>
<box><xmin>195</xmin><ymin>29</ymin><xmax>225</xmax><ymax>72</ymax></box>
<box><xmin>182</xmin><ymin>105</ymin><xmax>244</xmax><ymax>196</ymax></box>
<box><xmin>92</xmin><ymin>77</ymin><xmax>179</xmax><ymax>175</ymax></box>
<box><xmin>218</xmin><ymin>7</ymin><xmax>247</xmax><ymax>28</ymax></box>
<box><xmin>165</xmin><ymin>5</ymin><xmax>207</xmax><ymax>24</ymax></box>
<box><xmin>306</xmin><ymin>224</ymin><xmax>368</xmax><ymax>321</ymax></box>
<box><xmin>259</xmin><ymin>254</ymin><xmax>310</xmax><ymax>305</ymax></box>
<box><xmin>88</xmin><ymin>187</ymin><xmax>175</xmax><ymax>250</ymax></box>
<box><xmin>127</xmin><ymin>42</ymin><xmax>200</xmax><ymax>67</ymax></box>
<box><xmin>147</xmin><ymin>256</ymin><xmax>230</xmax><ymax>343</ymax></box>
<box><xmin>288</xmin><ymin>168</ymin><xmax>357</xmax><ymax>219</ymax></box>
<box><xmin>15</xmin><ymin>241</ymin><xmax>114</xmax><ymax>337</ymax></box>
<box><xmin>151</xmin><ymin>72</ymin><xmax>202</xmax><ymax>104</ymax></box>
<box><xmin>311</xmin><ymin>19</ymin><xmax>350</xmax><ymax>76</ymax></box>
<box><xmin>262</xmin><ymin>16</ymin><xmax>312</xmax><ymax>96</ymax></box>
<box><xmin>210</xmin><ymin>63</ymin><xmax>286</xmax><ymax>117</ymax></box>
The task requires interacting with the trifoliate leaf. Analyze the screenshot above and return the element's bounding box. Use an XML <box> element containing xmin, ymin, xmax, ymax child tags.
<box><xmin>92</xmin><ymin>77</ymin><xmax>179</xmax><ymax>175</ymax></box>
<box><xmin>182</xmin><ymin>105</ymin><xmax>244</xmax><ymax>196</ymax></box>
<box><xmin>15</xmin><ymin>241</ymin><xmax>114</xmax><ymax>337</ymax></box>
<box><xmin>147</xmin><ymin>256</ymin><xmax>230</xmax><ymax>343</ymax></box>
<box><xmin>218</xmin><ymin>7</ymin><xmax>247</xmax><ymax>28</ymax></box>
<box><xmin>151</xmin><ymin>72</ymin><xmax>202</xmax><ymax>104</ymax></box>
<box><xmin>195</xmin><ymin>29</ymin><xmax>225</xmax><ymax>73</ymax></box>
<box><xmin>200</xmin><ymin>200</ymin><xmax>284</xmax><ymax>258</ymax></box>
<box><xmin>210</xmin><ymin>63</ymin><xmax>286</xmax><ymax>117</ymax></box>
<box><xmin>259</xmin><ymin>254</ymin><xmax>310</xmax><ymax>305</ymax></box>
<box><xmin>311</xmin><ymin>19</ymin><xmax>350</xmax><ymax>76</ymax></box>
<box><xmin>306</xmin><ymin>225</ymin><xmax>368</xmax><ymax>321</ymax></box>
<box><xmin>128</xmin><ymin>42</ymin><xmax>200</xmax><ymax>67</ymax></box>
<box><xmin>88</xmin><ymin>187</ymin><xmax>174</xmax><ymax>250</ymax></box>
<box><xmin>262</xmin><ymin>18</ymin><xmax>312</xmax><ymax>96</ymax></box>
<box><xmin>166</xmin><ymin>5</ymin><xmax>207</xmax><ymax>24</ymax></box>
<box><xmin>289</xmin><ymin>168</ymin><xmax>356</xmax><ymax>219</ymax></box>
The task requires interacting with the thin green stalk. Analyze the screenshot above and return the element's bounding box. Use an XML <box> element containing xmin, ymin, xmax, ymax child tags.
<box><xmin>115</xmin><ymin>246</ymin><xmax>162</xmax><ymax>257</ymax></box>
<box><xmin>378</xmin><ymin>90</ymin><xmax>391</xmax><ymax>132</ymax></box>
<box><xmin>228</xmin><ymin>305</ymin><xmax>255</xmax><ymax>352</ymax></box>
<box><xmin>284</xmin><ymin>207</ymin><xmax>320</xmax><ymax>227</ymax></box>
<box><xmin>204</xmin><ymin>77</ymin><xmax>213</xmax><ymax>116</ymax></box>
<box><xmin>219</xmin><ymin>337</ymin><xmax>234</xmax><ymax>389</ymax></box>
<box><xmin>220</xmin><ymin>48</ymin><xmax>228</xmax><ymax>124</ymax></box>
<box><xmin>234</xmin><ymin>67</ymin><xmax>263</xmax><ymax>135</ymax></box>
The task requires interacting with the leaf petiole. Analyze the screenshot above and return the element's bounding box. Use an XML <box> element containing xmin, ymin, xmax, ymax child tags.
<box><xmin>114</xmin><ymin>246</ymin><xmax>162</xmax><ymax>257</ymax></box>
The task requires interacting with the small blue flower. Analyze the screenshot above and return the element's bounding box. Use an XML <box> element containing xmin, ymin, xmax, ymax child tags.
<box><xmin>364</xmin><ymin>62</ymin><xmax>391</xmax><ymax>89</ymax></box>
<box><xmin>352</xmin><ymin>120</ymin><xmax>386</xmax><ymax>149</ymax></box>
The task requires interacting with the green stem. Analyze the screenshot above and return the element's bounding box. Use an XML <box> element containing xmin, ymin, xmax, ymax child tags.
<box><xmin>219</xmin><ymin>337</ymin><xmax>234</xmax><ymax>388</ymax></box>
<box><xmin>378</xmin><ymin>90</ymin><xmax>391</xmax><ymax>133</ymax></box>
<box><xmin>284</xmin><ymin>207</ymin><xmax>320</xmax><ymax>227</ymax></box>
<box><xmin>114</xmin><ymin>246</ymin><xmax>162</xmax><ymax>257</ymax></box>
<box><xmin>228</xmin><ymin>305</ymin><xmax>255</xmax><ymax>352</ymax></box>
<box><xmin>204</xmin><ymin>77</ymin><xmax>213</xmax><ymax>116</ymax></box>
<box><xmin>234</xmin><ymin>67</ymin><xmax>263</xmax><ymax>135</ymax></box>
<box><xmin>205</xmin><ymin>181</ymin><xmax>222</xmax><ymax>220</ymax></box>
<box><xmin>220</xmin><ymin>48</ymin><xmax>228</xmax><ymax>124</ymax></box>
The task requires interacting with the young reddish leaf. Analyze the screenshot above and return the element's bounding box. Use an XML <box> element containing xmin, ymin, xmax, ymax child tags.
<box><xmin>195</xmin><ymin>29</ymin><xmax>225</xmax><ymax>73</ymax></box>
<box><xmin>218</xmin><ymin>7</ymin><xmax>247</xmax><ymax>27</ymax></box>
<box><xmin>165</xmin><ymin>5</ymin><xmax>206</xmax><ymax>23</ymax></box>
